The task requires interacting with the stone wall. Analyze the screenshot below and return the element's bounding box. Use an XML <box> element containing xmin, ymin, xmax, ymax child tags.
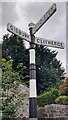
<box><xmin>17</xmin><ymin>84</ymin><xmax>29</xmax><ymax>119</ymax></box>
<box><xmin>15</xmin><ymin>84</ymin><xmax>68</xmax><ymax>119</ymax></box>
<box><xmin>38</xmin><ymin>104</ymin><xmax>68</xmax><ymax>119</ymax></box>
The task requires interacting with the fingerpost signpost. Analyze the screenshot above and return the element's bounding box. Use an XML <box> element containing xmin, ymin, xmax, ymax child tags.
<box><xmin>7</xmin><ymin>3</ymin><xmax>64</xmax><ymax>119</ymax></box>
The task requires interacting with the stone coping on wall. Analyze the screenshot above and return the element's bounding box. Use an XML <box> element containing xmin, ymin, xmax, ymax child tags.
<box><xmin>38</xmin><ymin>104</ymin><xmax>68</xmax><ymax>119</ymax></box>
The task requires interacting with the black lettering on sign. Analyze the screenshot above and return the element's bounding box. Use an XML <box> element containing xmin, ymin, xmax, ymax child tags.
<box><xmin>52</xmin><ymin>3</ymin><xmax>56</xmax><ymax>11</ymax></box>
<box><xmin>46</xmin><ymin>40</ymin><xmax>48</xmax><ymax>44</ymax></box>
<box><xmin>37</xmin><ymin>22</ymin><xmax>40</xmax><ymax>27</ymax></box>
<box><xmin>52</xmin><ymin>41</ymin><xmax>53</xmax><ymax>45</ymax></box>
<box><xmin>16</xmin><ymin>28</ymin><xmax>18</xmax><ymax>33</ymax></box>
<box><xmin>42</xmin><ymin>39</ymin><xmax>45</xmax><ymax>44</ymax></box>
<box><xmin>41</xmin><ymin>39</ymin><xmax>42</xmax><ymax>43</ymax></box>
<box><xmin>47</xmin><ymin>9</ymin><xmax>51</xmax><ymax>16</ymax></box>
<box><xmin>51</xmin><ymin>6</ymin><xmax>54</xmax><ymax>11</ymax></box>
<box><xmin>26</xmin><ymin>34</ymin><xmax>29</xmax><ymax>39</ymax></box>
<box><xmin>19</xmin><ymin>30</ymin><xmax>21</xmax><ymax>35</ymax></box>
<box><xmin>43</xmin><ymin>14</ymin><xmax>46</xmax><ymax>20</ymax></box>
<box><xmin>39</xmin><ymin>18</ymin><xmax>43</xmax><ymax>25</ymax></box>
<box><xmin>25</xmin><ymin>33</ymin><xmax>29</xmax><ymax>39</ymax></box>
<box><xmin>10</xmin><ymin>25</ymin><xmax>13</xmax><ymax>31</ymax></box>
<box><xmin>57</xmin><ymin>42</ymin><xmax>60</xmax><ymax>46</ymax></box>
<box><xmin>54</xmin><ymin>42</ymin><xmax>57</xmax><ymax>45</ymax></box>
<box><xmin>22</xmin><ymin>32</ymin><xmax>24</xmax><ymax>37</ymax></box>
<box><xmin>25</xmin><ymin>33</ymin><xmax>26</xmax><ymax>37</ymax></box>
<box><xmin>37</xmin><ymin>39</ymin><xmax>40</xmax><ymax>43</ymax></box>
<box><xmin>61</xmin><ymin>43</ymin><xmax>64</xmax><ymax>48</ymax></box>
<box><xmin>14</xmin><ymin>27</ymin><xmax>16</xmax><ymax>33</ymax></box>
<box><xmin>48</xmin><ymin>41</ymin><xmax>51</xmax><ymax>45</ymax></box>
<box><xmin>45</xmin><ymin>12</ymin><xmax>49</xmax><ymax>19</ymax></box>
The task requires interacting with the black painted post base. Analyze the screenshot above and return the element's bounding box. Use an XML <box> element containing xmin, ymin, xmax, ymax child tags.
<box><xmin>29</xmin><ymin>98</ymin><xmax>37</xmax><ymax>118</ymax></box>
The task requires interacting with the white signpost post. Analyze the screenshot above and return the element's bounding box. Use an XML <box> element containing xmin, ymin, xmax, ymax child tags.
<box><xmin>7</xmin><ymin>3</ymin><xmax>65</xmax><ymax>119</ymax></box>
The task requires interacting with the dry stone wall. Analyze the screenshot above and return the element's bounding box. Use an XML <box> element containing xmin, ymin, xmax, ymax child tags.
<box><xmin>38</xmin><ymin>104</ymin><xmax>68</xmax><ymax>119</ymax></box>
<box><xmin>17</xmin><ymin>84</ymin><xmax>29</xmax><ymax>119</ymax></box>
<box><xmin>16</xmin><ymin>84</ymin><xmax>68</xmax><ymax>119</ymax></box>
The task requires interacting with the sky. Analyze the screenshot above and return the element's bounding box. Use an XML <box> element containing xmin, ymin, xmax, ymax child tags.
<box><xmin>0</xmin><ymin>1</ymin><xmax>67</xmax><ymax>75</ymax></box>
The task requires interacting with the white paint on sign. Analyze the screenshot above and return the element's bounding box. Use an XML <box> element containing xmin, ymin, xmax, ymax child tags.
<box><xmin>7</xmin><ymin>23</ymin><xmax>30</xmax><ymax>42</ymax></box>
<box><xmin>32</xmin><ymin>3</ymin><xmax>57</xmax><ymax>34</ymax></box>
<box><xmin>7</xmin><ymin>23</ymin><xmax>64</xmax><ymax>49</ymax></box>
<box><xmin>35</xmin><ymin>37</ymin><xmax>64</xmax><ymax>49</ymax></box>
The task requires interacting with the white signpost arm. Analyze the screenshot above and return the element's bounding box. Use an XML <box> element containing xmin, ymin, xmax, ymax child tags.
<box><xmin>35</xmin><ymin>37</ymin><xmax>64</xmax><ymax>49</ymax></box>
<box><xmin>7</xmin><ymin>23</ymin><xmax>64</xmax><ymax>49</ymax></box>
<box><xmin>32</xmin><ymin>3</ymin><xmax>57</xmax><ymax>34</ymax></box>
<box><xmin>7</xmin><ymin>23</ymin><xmax>30</xmax><ymax>42</ymax></box>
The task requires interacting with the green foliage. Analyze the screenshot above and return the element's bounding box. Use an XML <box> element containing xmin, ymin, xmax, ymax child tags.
<box><xmin>37</xmin><ymin>88</ymin><xmax>59</xmax><ymax>107</ymax></box>
<box><xmin>2</xmin><ymin>34</ymin><xmax>29</xmax><ymax>84</ymax></box>
<box><xmin>1</xmin><ymin>58</ymin><xmax>27</xmax><ymax>119</ymax></box>
<box><xmin>2</xmin><ymin>103</ymin><xmax>16</xmax><ymax>120</ymax></box>
<box><xmin>59</xmin><ymin>78</ymin><xmax>68</xmax><ymax>95</ymax></box>
<box><xmin>55</xmin><ymin>96</ymin><xmax>68</xmax><ymax>105</ymax></box>
<box><xmin>2</xmin><ymin>34</ymin><xmax>65</xmax><ymax>95</ymax></box>
<box><xmin>2</xmin><ymin>34</ymin><xmax>26</xmax><ymax>65</ymax></box>
<box><xmin>36</xmin><ymin>45</ymin><xmax>65</xmax><ymax>94</ymax></box>
<box><xmin>2</xmin><ymin>58</ymin><xmax>20</xmax><ymax>89</ymax></box>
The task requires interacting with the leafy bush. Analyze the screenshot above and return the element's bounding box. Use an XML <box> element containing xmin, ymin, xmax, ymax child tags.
<box><xmin>2</xmin><ymin>103</ymin><xmax>16</xmax><ymax>120</ymax></box>
<box><xmin>1</xmin><ymin>59</ymin><xmax>27</xmax><ymax>119</ymax></box>
<box><xmin>55</xmin><ymin>96</ymin><xmax>68</xmax><ymax>105</ymax></box>
<box><xmin>59</xmin><ymin>78</ymin><xmax>68</xmax><ymax>95</ymax></box>
<box><xmin>37</xmin><ymin>88</ymin><xmax>59</xmax><ymax>107</ymax></box>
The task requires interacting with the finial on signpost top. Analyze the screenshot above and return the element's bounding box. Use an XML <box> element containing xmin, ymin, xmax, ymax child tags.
<box><xmin>28</xmin><ymin>22</ymin><xmax>35</xmax><ymax>29</ymax></box>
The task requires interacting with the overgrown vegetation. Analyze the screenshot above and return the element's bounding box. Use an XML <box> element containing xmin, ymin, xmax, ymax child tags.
<box><xmin>55</xmin><ymin>96</ymin><xmax>68</xmax><ymax>105</ymax></box>
<box><xmin>1</xmin><ymin>59</ymin><xmax>27</xmax><ymax>120</ymax></box>
<box><xmin>0</xmin><ymin>33</ymin><xmax>67</xmax><ymax>119</ymax></box>
<box><xmin>37</xmin><ymin>79</ymin><xmax>68</xmax><ymax>107</ymax></box>
<box><xmin>59</xmin><ymin>78</ymin><xmax>68</xmax><ymax>96</ymax></box>
<box><xmin>2</xmin><ymin>34</ymin><xmax>65</xmax><ymax>95</ymax></box>
<box><xmin>55</xmin><ymin>78</ymin><xmax>68</xmax><ymax>105</ymax></box>
<box><xmin>37</xmin><ymin>88</ymin><xmax>59</xmax><ymax>107</ymax></box>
